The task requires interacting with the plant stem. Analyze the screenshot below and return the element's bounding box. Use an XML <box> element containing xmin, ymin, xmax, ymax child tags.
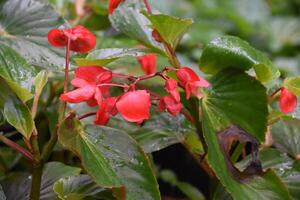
<box><xmin>41</xmin><ymin>38</ymin><xmax>71</xmax><ymax>161</ymax></box>
<box><xmin>143</xmin><ymin>0</ymin><xmax>152</xmax><ymax>13</ymax></box>
<box><xmin>29</xmin><ymin>135</ymin><xmax>42</xmax><ymax>200</ymax></box>
<box><xmin>29</xmin><ymin>162</ymin><xmax>43</xmax><ymax>200</ymax></box>
<box><xmin>29</xmin><ymin>37</ymin><xmax>71</xmax><ymax>200</ymax></box>
<box><xmin>0</xmin><ymin>134</ymin><xmax>34</xmax><ymax>162</ymax></box>
<box><xmin>78</xmin><ymin>112</ymin><xmax>97</xmax><ymax>120</ymax></box>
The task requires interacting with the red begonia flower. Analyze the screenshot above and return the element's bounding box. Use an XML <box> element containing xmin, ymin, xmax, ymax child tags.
<box><xmin>108</xmin><ymin>0</ymin><xmax>123</xmax><ymax>15</ymax></box>
<box><xmin>60</xmin><ymin>66</ymin><xmax>112</xmax><ymax>105</ymax></box>
<box><xmin>164</xmin><ymin>78</ymin><xmax>180</xmax><ymax>102</ymax></box>
<box><xmin>279</xmin><ymin>87</ymin><xmax>297</xmax><ymax>114</ymax></box>
<box><xmin>157</xmin><ymin>96</ymin><xmax>182</xmax><ymax>116</ymax></box>
<box><xmin>116</xmin><ymin>90</ymin><xmax>151</xmax><ymax>123</ymax></box>
<box><xmin>137</xmin><ymin>54</ymin><xmax>157</xmax><ymax>75</ymax></box>
<box><xmin>48</xmin><ymin>25</ymin><xmax>96</xmax><ymax>53</ymax></box>
<box><xmin>176</xmin><ymin>67</ymin><xmax>210</xmax><ymax>99</ymax></box>
<box><xmin>95</xmin><ymin>97</ymin><xmax>118</xmax><ymax>125</ymax></box>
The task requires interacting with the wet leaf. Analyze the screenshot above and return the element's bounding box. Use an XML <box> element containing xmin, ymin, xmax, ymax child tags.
<box><xmin>58</xmin><ymin>114</ymin><xmax>161</xmax><ymax>200</ymax></box>
<box><xmin>144</xmin><ymin>13</ymin><xmax>193</xmax><ymax>48</ymax></box>
<box><xmin>202</xmin><ymin>69</ymin><xmax>268</xmax><ymax>142</ymax></box>
<box><xmin>109</xmin><ymin>0</ymin><xmax>164</xmax><ymax>54</ymax></box>
<box><xmin>0</xmin><ymin>44</ymin><xmax>37</xmax><ymax>102</ymax></box>
<box><xmin>199</xmin><ymin>36</ymin><xmax>280</xmax><ymax>82</ymax></box>
<box><xmin>283</xmin><ymin>77</ymin><xmax>300</xmax><ymax>96</ymax></box>
<box><xmin>53</xmin><ymin>175</ymin><xmax>115</xmax><ymax>200</ymax></box>
<box><xmin>0</xmin><ymin>0</ymin><xmax>69</xmax><ymax>70</ymax></box>
<box><xmin>75</xmin><ymin>48</ymin><xmax>146</xmax><ymax>66</ymax></box>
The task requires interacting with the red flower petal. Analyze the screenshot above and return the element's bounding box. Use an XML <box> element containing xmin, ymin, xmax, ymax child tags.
<box><xmin>69</xmin><ymin>26</ymin><xmax>96</xmax><ymax>53</ymax></box>
<box><xmin>48</xmin><ymin>26</ymin><xmax>96</xmax><ymax>53</ymax></box>
<box><xmin>74</xmin><ymin>66</ymin><xmax>106</xmax><ymax>84</ymax></box>
<box><xmin>48</xmin><ymin>29</ymin><xmax>68</xmax><ymax>47</ymax></box>
<box><xmin>280</xmin><ymin>87</ymin><xmax>297</xmax><ymax>113</ymax></box>
<box><xmin>137</xmin><ymin>54</ymin><xmax>157</xmax><ymax>75</ymax></box>
<box><xmin>109</xmin><ymin>0</ymin><xmax>123</xmax><ymax>14</ymax></box>
<box><xmin>116</xmin><ymin>90</ymin><xmax>151</xmax><ymax>122</ymax></box>
<box><xmin>71</xmin><ymin>78</ymin><xmax>91</xmax><ymax>87</ymax></box>
<box><xmin>94</xmin><ymin>87</ymin><xmax>103</xmax><ymax>105</ymax></box>
<box><xmin>96</xmin><ymin>71</ymin><xmax>113</xmax><ymax>84</ymax></box>
<box><xmin>158</xmin><ymin>96</ymin><xmax>182</xmax><ymax>116</ymax></box>
<box><xmin>94</xmin><ymin>97</ymin><xmax>118</xmax><ymax>125</ymax></box>
<box><xmin>177</xmin><ymin>67</ymin><xmax>210</xmax><ymax>99</ymax></box>
<box><xmin>164</xmin><ymin>78</ymin><xmax>180</xmax><ymax>102</ymax></box>
<box><xmin>60</xmin><ymin>86</ymin><xmax>95</xmax><ymax>103</ymax></box>
<box><xmin>177</xmin><ymin>67</ymin><xmax>200</xmax><ymax>85</ymax></box>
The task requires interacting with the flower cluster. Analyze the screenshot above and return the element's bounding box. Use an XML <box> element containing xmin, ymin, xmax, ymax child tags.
<box><xmin>59</xmin><ymin>64</ymin><xmax>209</xmax><ymax>125</ymax></box>
<box><xmin>48</xmin><ymin>25</ymin><xmax>210</xmax><ymax>125</ymax></box>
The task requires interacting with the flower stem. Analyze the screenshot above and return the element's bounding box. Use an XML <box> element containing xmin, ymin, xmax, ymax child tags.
<box><xmin>41</xmin><ymin>37</ymin><xmax>71</xmax><ymax>162</ymax></box>
<box><xmin>78</xmin><ymin>112</ymin><xmax>97</xmax><ymax>120</ymax></box>
<box><xmin>0</xmin><ymin>134</ymin><xmax>34</xmax><ymax>162</ymax></box>
<box><xmin>29</xmin><ymin>37</ymin><xmax>71</xmax><ymax>200</ymax></box>
<box><xmin>143</xmin><ymin>0</ymin><xmax>152</xmax><ymax>13</ymax></box>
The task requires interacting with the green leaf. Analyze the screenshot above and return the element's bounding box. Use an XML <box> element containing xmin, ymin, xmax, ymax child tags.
<box><xmin>53</xmin><ymin>175</ymin><xmax>115</xmax><ymax>200</ymax></box>
<box><xmin>1</xmin><ymin>162</ymin><xmax>81</xmax><ymax>200</ymax></box>
<box><xmin>34</xmin><ymin>70</ymin><xmax>48</xmax><ymax>97</ymax></box>
<box><xmin>58</xmin><ymin>114</ymin><xmax>161</xmax><ymax>200</ymax></box>
<box><xmin>0</xmin><ymin>0</ymin><xmax>69</xmax><ymax>70</ymax></box>
<box><xmin>109</xmin><ymin>0</ymin><xmax>164</xmax><ymax>53</ymax></box>
<box><xmin>144</xmin><ymin>13</ymin><xmax>193</xmax><ymax>47</ymax></box>
<box><xmin>3</xmin><ymin>97</ymin><xmax>34</xmax><ymax>139</ymax></box>
<box><xmin>202</xmin><ymin>69</ymin><xmax>268</xmax><ymax>142</ymax></box>
<box><xmin>202</xmin><ymin>109</ymin><xmax>291</xmax><ymax>199</ymax></box>
<box><xmin>109</xmin><ymin>112</ymin><xmax>195</xmax><ymax>153</ymax></box>
<box><xmin>283</xmin><ymin>77</ymin><xmax>300</xmax><ymax>96</ymax></box>
<box><xmin>0</xmin><ymin>44</ymin><xmax>38</xmax><ymax>102</ymax></box>
<box><xmin>199</xmin><ymin>36</ymin><xmax>280</xmax><ymax>83</ymax></box>
<box><xmin>271</xmin><ymin>120</ymin><xmax>300</xmax><ymax>159</ymax></box>
<box><xmin>75</xmin><ymin>48</ymin><xmax>146</xmax><ymax>66</ymax></box>
<box><xmin>237</xmin><ymin>148</ymin><xmax>300</xmax><ymax>200</ymax></box>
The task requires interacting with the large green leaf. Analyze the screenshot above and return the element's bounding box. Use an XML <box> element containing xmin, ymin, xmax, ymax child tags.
<box><xmin>109</xmin><ymin>112</ymin><xmax>196</xmax><ymax>153</ymax></box>
<box><xmin>3</xmin><ymin>96</ymin><xmax>34</xmax><ymax>139</ymax></box>
<box><xmin>202</xmin><ymin>69</ymin><xmax>268</xmax><ymax>142</ymax></box>
<box><xmin>202</xmin><ymin>109</ymin><xmax>291</xmax><ymax>200</ymax></box>
<box><xmin>53</xmin><ymin>175</ymin><xmax>115</xmax><ymax>200</ymax></box>
<box><xmin>109</xmin><ymin>0</ymin><xmax>164</xmax><ymax>53</ymax></box>
<box><xmin>144</xmin><ymin>13</ymin><xmax>193</xmax><ymax>48</ymax></box>
<box><xmin>237</xmin><ymin>149</ymin><xmax>300</xmax><ymax>200</ymax></box>
<box><xmin>199</xmin><ymin>36</ymin><xmax>280</xmax><ymax>83</ymax></box>
<box><xmin>58</xmin><ymin>114</ymin><xmax>160</xmax><ymax>200</ymax></box>
<box><xmin>271</xmin><ymin>120</ymin><xmax>300</xmax><ymax>159</ymax></box>
<box><xmin>1</xmin><ymin>162</ymin><xmax>81</xmax><ymax>200</ymax></box>
<box><xmin>0</xmin><ymin>0</ymin><xmax>69</xmax><ymax>70</ymax></box>
<box><xmin>75</xmin><ymin>48</ymin><xmax>146</xmax><ymax>66</ymax></box>
<box><xmin>0</xmin><ymin>44</ymin><xmax>37</xmax><ymax>102</ymax></box>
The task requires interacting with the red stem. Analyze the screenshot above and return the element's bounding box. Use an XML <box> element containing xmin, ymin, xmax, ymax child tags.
<box><xmin>143</xmin><ymin>0</ymin><xmax>152</xmax><ymax>13</ymax></box>
<box><xmin>97</xmin><ymin>83</ymin><xmax>129</xmax><ymax>88</ymax></box>
<box><xmin>270</xmin><ymin>88</ymin><xmax>282</xmax><ymax>98</ymax></box>
<box><xmin>0</xmin><ymin>135</ymin><xmax>35</xmax><ymax>162</ymax></box>
<box><xmin>78</xmin><ymin>112</ymin><xmax>97</xmax><ymax>120</ymax></box>
<box><xmin>63</xmin><ymin>38</ymin><xmax>71</xmax><ymax>94</ymax></box>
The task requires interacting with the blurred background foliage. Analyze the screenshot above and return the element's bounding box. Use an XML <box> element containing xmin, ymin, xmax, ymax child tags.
<box><xmin>49</xmin><ymin>0</ymin><xmax>300</xmax><ymax>77</ymax></box>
